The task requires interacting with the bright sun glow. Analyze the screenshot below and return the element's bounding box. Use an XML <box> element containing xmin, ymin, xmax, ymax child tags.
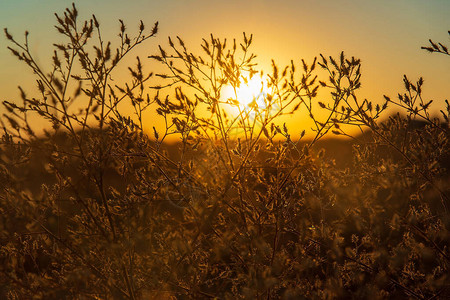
<box><xmin>222</xmin><ymin>75</ymin><xmax>268</xmax><ymax>109</ymax></box>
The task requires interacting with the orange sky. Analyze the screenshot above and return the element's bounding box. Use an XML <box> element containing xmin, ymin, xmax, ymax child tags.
<box><xmin>1</xmin><ymin>0</ymin><xmax>449</xmax><ymax>140</ymax></box>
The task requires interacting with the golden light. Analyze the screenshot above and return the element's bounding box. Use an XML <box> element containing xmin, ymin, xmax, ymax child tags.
<box><xmin>222</xmin><ymin>74</ymin><xmax>268</xmax><ymax>110</ymax></box>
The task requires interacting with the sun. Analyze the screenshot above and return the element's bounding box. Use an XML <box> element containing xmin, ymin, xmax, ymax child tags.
<box><xmin>222</xmin><ymin>74</ymin><xmax>268</xmax><ymax>109</ymax></box>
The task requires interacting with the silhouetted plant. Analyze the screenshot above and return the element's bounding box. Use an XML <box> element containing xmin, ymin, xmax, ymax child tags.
<box><xmin>421</xmin><ymin>31</ymin><xmax>450</xmax><ymax>57</ymax></box>
<box><xmin>1</xmin><ymin>4</ymin><xmax>449</xmax><ymax>299</ymax></box>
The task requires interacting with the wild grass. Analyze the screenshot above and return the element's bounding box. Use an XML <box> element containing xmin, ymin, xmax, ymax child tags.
<box><xmin>0</xmin><ymin>4</ymin><xmax>449</xmax><ymax>299</ymax></box>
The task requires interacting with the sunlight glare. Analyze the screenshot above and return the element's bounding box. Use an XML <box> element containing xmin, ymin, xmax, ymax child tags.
<box><xmin>222</xmin><ymin>75</ymin><xmax>268</xmax><ymax>109</ymax></box>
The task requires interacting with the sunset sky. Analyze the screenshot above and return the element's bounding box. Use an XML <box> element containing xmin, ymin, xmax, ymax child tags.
<box><xmin>1</xmin><ymin>0</ymin><xmax>449</xmax><ymax>139</ymax></box>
